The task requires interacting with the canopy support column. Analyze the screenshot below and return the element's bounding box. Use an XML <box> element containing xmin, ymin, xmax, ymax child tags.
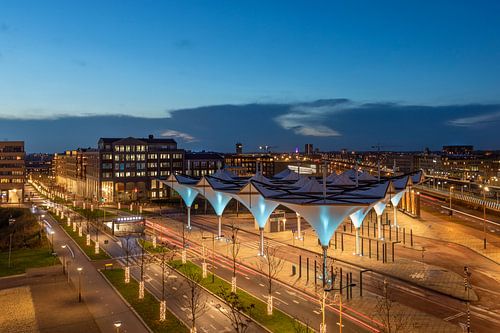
<box><xmin>217</xmin><ymin>215</ymin><xmax>222</xmax><ymax>239</ymax></box>
<box><xmin>296</xmin><ymin>213</ymin><xmax>301</xmax><ymax>238</ymax></box>
<box><xmin>259</xmin><ymin>227</ymin><xmax>264</xmax><ymax>256</ymax></box>
<box><xmin>355</xmin><ymin>227</ymin><xmax>360</xmax><ymax>255</ymax></box>
<box><xmin>377</xmin><ymin>213</ymin><xmax>382</xmax><ymax>240</ymax></box>
<box><xmin>187</xmin><ymin>206</ymin><xmax>192</xmax><ymax>229</ymax></box>
<box><xmin>322</xmin><ymin>245</ymin><xmax>328</xmax><ymax>287</ymax></box>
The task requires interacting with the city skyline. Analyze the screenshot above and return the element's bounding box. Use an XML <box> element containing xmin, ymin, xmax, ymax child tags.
<box><xmin>2</xmin><ymin>98</ymin><xmax>500</xmax><ymax>153</ymax></box>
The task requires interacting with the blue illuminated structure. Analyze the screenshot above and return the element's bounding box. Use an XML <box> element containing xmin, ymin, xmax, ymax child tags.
<box><xmin>164</xmin><ymin>175</ymin><xmax>199</xmax><ymax>229</ymax></box>
<box><xmin>197</xmin><ymin>176</ymin><xmax>233</xmax><ymax>238</ymax></box>
<box><xmin>237</xmin><ymin>179</ymin><xmax>279</xmax><ymax>255</ymax></box>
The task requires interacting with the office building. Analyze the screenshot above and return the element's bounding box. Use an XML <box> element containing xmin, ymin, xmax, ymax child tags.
<box><xmin>0</xmin><ymin>141</ymin><xmax>25</xmax><ymax>203</ymax></box>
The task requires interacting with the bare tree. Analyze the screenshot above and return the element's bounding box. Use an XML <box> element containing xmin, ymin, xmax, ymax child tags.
<box><xmin>155</xmin><ymin>242</ymin><xmax>177</xmax><ymax>321</ymax></box>
<box><xmin>183</xmin><ymin>265</ymin><xmax>208</xmax><ymax>333</ymax></box>
<box><xmin>123</xmin><ymin>234</ymin><xmax>134</xmax><ymax>283</ymax></box>
<box><xmin>257</xmin><ymin>242</ymin><xmax>284</xmax><ymax>315</ymax></box>
<box><xmin>229</xmin><ymin>219</ymin><xmax>241</xmax><ymax>292</ymax></box>
<box><xmin>374</xmin><ymin>279</ymin><xmax>412</xmax><ymax>333</ymax></box>
<box><xmin>217</xmin><ymin>285</ymin><xmax>254</xmax><ymax>333</ymax></box>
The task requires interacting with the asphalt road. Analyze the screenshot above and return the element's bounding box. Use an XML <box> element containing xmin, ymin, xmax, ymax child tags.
<box><xmin>156</xmin><ymin>211</ymin><xmax>500</xmax><ymax>333</ymax></box>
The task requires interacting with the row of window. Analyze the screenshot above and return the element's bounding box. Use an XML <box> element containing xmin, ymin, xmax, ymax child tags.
<box><xmin>111</xmin><ymin>171</ymin><xmax>170</xmax><ymax>178</ymax></box>
<box><xmin>0</xmin><ymin>178</ymin><xmax>24</xmax><ymax>183</ymax></box>
<box><xmin>0</xmin><ymin>156</ymin><xmax>23</xmax><ymax>160</ymax></box>
<box><xmin>114</xmin><ymin>145</ymin><xmax>147</xmax><ymax>152</ymax></box>
<box><xmin>0</xmin><ymin>171</ymin><xmax>24</xmax><ymax>175</ymax></box>
<box><xmin>102</xmin><ymin>153</ymin><xmax>184</xmax><ymax>161</ymax></box>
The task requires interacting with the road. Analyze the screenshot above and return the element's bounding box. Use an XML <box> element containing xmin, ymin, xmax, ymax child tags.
<box><xmin>151</xmin><ymin>210</ymin><xmax>500</xmax><ymax>333</ymax></box>
<box><xmin>27</xmin><ymin>187</ymin><xmax>150</xmax><ymax>333</ymax></box>
<box><xmin>28</xmin><ymin>184</ymin><xmax>258</xmax><ymax>333</ymax></box>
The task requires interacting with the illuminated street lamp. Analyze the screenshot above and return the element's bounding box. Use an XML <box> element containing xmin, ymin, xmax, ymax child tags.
<box><xmin>113</xmin><ymin>321</ymin><xmax>122</xmax><ymax>333</ymax></box>
<box><xmin>61</xmin><ymin>245</ymin><xmax>67</xmax><ymax>274</ymax></box>
<box><xmin>50</xmin><ymin>231</ymin><xmax>55</xmax><ymax>253</ymax></box>
<box><xmin>77</xmin><ymin>267</ymin><xmax>83</xmax><ymax>302</ymax></box>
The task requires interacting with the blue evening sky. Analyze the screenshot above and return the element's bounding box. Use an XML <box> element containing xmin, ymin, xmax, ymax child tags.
<box><xmin>1</xmin><ymin>1</ymin><xmax>499</xmax><ymax>151</ymax></box>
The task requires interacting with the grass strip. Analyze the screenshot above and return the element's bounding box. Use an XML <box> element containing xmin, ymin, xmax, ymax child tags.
<box><xmin>51</xmin><ymin>213</ymin><xmax>110</xmax><ymax>260</ymax></box>
<box><xmin>170</xmin><ymin>259</ymin><xmax>305</xmax><ymax>333</ymax></box>
<box><xmin>102</xmin><ymin>268</ymin><xmax>189</xmax><ymax>333</ymax></box>
<box><xmin>0</xmin><ymin>245</ymin><xmax>58</xmax><ymax>277</ymax></box>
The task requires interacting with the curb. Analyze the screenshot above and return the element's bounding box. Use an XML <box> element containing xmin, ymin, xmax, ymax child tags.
<box><xmin>98</xmin><ymin>269</ymin><xmax>154</xmax><ymax>333</ymax></box>
<box><xmin>139</xmin><ymin>242</ymin><xmax>276</xmax><ymax>333</ymax></box>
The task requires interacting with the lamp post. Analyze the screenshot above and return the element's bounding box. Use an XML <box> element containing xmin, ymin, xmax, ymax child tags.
<box><xmin>77</xmin><ymin>267</ymin><xmax>83</xmax><ymax>302</ymax></box>
<box><xmin>321</xmin><ymin>283</ymin><xmax>356</xmax><ymax>333</ymax></box>
<box><xmin>113</xmin><ymin>321</ymin><xmax>122</xmax><ymax>333</ymax></box>
<box><xmin>202</xmin><ymin>233</ymin><xmax>222</xmax><ymax>283</ymax></box>
<box><xmin>480</xmin><ymin>185</ymin><xmax>489</xmax><ymax>249</ymax></box>
<box><xmin>50</xmin><ymin>231</ymin><xmax>55</xmax><ymax>253</ymax></box>
<box><xmin>61</xmin><ymin>245</ymin><xmax>67</xmax><ymax>274</ymax></box>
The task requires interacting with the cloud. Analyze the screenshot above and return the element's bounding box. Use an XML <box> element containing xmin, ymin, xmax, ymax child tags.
<box><xmin>161</xmin><ymin>129</ymin><xmax>197</xmax><ymax>142</ymax></box>
<box><xmin>274</xmin><ymin>99</ymin><xmax>352</xmax><ymax>137</ymax></box>
<box><xmin>447</xmin><ymin>110</ymin><xmax>500</xmax><ymax>127</ymax></box>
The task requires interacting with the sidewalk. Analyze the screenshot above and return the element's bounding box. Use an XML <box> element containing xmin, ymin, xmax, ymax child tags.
<box><xmin>389</xmin><ymin>207</ymin><xmax>500</xmax><ymax>264</ymax></box>
<box><xmin>0</xmin><ymin>266</ymin><xmax>100</xmax><ymax>333</ymax></box>
<box><xmin>152</xmin><ymin>216</ymin><xmax>462</xmax><ymax>333</ymax></box>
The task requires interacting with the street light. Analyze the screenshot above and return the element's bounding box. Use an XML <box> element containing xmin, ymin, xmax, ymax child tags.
<box><xmin>321</xmin><ymin>283</ymin><xmax>356</xmax><ymax>333</ymax></box>
<box><xmin>480</xmin><ymin>185</ymin><xmax>489</xmax><ymax>249</ymax></box>
<box><xmin>61</xmin><ymin>245</ymin><xmax>67</xmax><ymax>274</ymax></box>
<box><xmin>113</xmin><ymin>321</ymin><xmax>122</xmax><ymax>333</ymax></box>
<box><xmin>202</xmin><ymin>233</ymin><xmax>223</xmax><ymax>283</ymax></box>
<box><xmin>50</xmin><ymin>231</ymin><xmax>55</xmax><ymax>253</ymax></box>
<box><xmin>77</xmin><ymin>267</ymin><xmax>83</xmax><ymax>302</ymax></box>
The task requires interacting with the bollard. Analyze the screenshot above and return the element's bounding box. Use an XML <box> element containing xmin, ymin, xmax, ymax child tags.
<box><xmin>306</xmin><ymin>258</ymin><xmax>310</xmax><ymax>282</ymax></box>
<box><xmin>349</xmin><ymin>272</ymin><xmax>353</xmax><ymax>299</ymax></box>
<box><xmin>299</xmin><ymin>255</ymin><xmax>302</xmax><ymax>278</ymax></box>
<box><xmin>291</xmin><ymin>265</ymin><xmax>296</xmax><ymax>276</ymax></box>
<box><xmin>346</xmin><ymin>272</ymin><xmax>350</xmax><ymax>299</ymax></box>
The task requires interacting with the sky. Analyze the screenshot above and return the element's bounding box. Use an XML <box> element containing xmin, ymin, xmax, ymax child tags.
<box><xmin>1</xmin><ymin>1</ymin><xmax>499</xmax><ymax>152</ymax></box>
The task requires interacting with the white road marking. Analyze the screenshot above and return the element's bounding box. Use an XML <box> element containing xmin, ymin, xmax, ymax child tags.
<box><xmin>444</xmin><ymin>312</ymin><xmax>465</xmax><ymax>321</ymax></box>
<box><xmin>313</xmin><ymin>310</ymin><xmax>320</xmax><ymax>315</ymax></box>
<box><xmin>293</xmin><ymin>300</ymin><xmax>300</xmax><ymax>304</ymax></box>
<box><xmin>259</xmin><ymin>283</ymin><xmax>265</xmax><ymax>287</ymax></box>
